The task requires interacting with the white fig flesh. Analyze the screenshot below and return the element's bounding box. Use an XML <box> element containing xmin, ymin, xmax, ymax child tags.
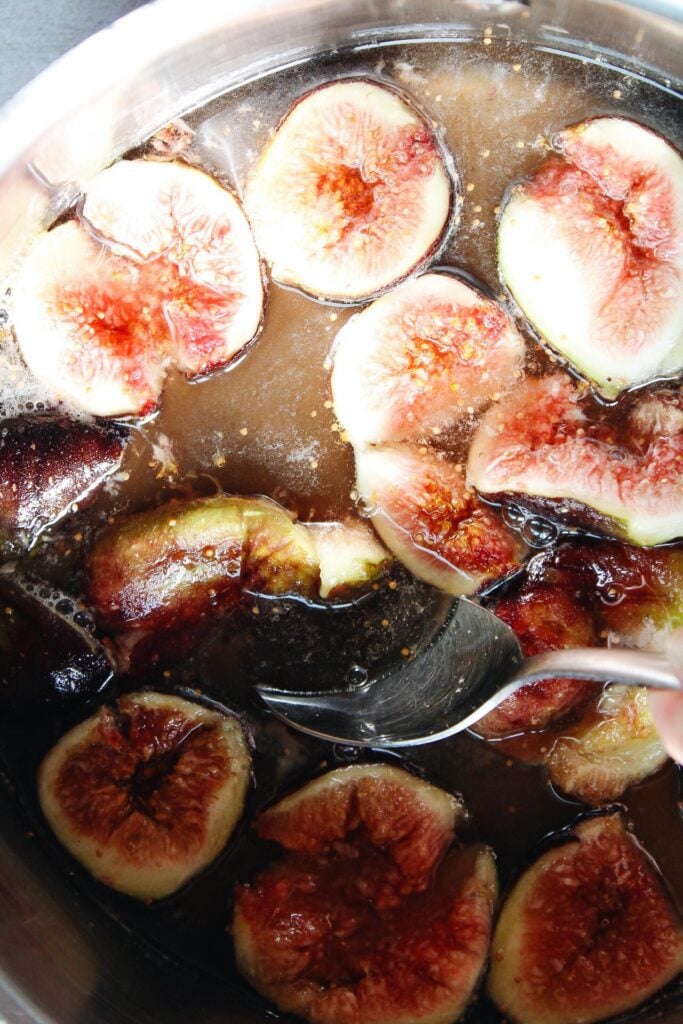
<box><xmin>38</xmin><ymin>692</ymin><xmax>250</xmax><ymax>900</ymax></box>
<box><xmin>12</xmin><ymin>159</ymin><xmax>264</xmax><ymax>417</ymax></box>
<box><xmin>498</xmin><ymin>117</ymin><xmax>683</xmax><ymax>397</ymax></box>
<box><xmin>245</xmin><ymin>80</ymin><xmax>454</xmax><ymax>302</ymax></box>
<box><xmin>355</xmin><ymin>444</ymin><xmax>525</xmax><ymax>595</ymax></box>
<box><xmin>488</xmin><ymin>813</ymin><xmax>683</xmax><ymax>1024</ymax></box>
<box><xmin>467</xmin><ymin>374</ymin><xmax>683</xmax><ymax>546</ymax></box>
<box><xmin>331</xmin><ymin>273</ymin><xmax>525</xmax><ymax>446</ymax></box>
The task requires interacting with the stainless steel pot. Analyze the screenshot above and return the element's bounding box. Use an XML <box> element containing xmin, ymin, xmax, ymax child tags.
<box><xmin>0</xmin><ymin>1</ymin><xmax>681</xmax><ymax>1021</ymax></box>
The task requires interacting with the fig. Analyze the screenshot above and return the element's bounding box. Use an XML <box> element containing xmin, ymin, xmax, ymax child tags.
<box><xmin>87</xmin><ymin>496</ymin><xmax>390</xmax><ymax>655</ymax></box>
<box><xmin>467</xmin><ymin>374</ymin><xmax>683</xmax><ymax>546</ymax></box>
<box><xmin>547</xmin><ymin>686</ymin><xmax>668</xmax><ymax>804</ymax></box>
<box><xmin>233</xmin><ymin>764</ymin><xmax>497</xmax><ymax>1024</ymax></box>
<box><xmin>12</xmin><ymin>159</ymin><xmax>264</xmax><ymax>417</ymax></box>
<box><xmin>38</xmin><ymin>691</ymin><xmax>250</xmax><ymax>900</ymax></box>
<box><xmin>355</xmin><ymin>444</ymin><xmax>525</xmax><ymax>595</ymax></box>
<box><xmin>488</xmin><ymin>812</ymin><xmax>683</xmax><ymax>1024</ymax></box>
<box><xmin>307</xmin><ymin>520</ymin><xmax>391</xmax><ymax>600</ymax></box>
<box><xmin>244</xmin><ymin>79</ymin><xmax>454</xmax><ymax>302</ymax></box>
<box><xmin>0</xmin><ymin>414</ymin><xmax>127</xmax><ymax>556</ymax></box>
<box><xmin>498</xmin><ymin>117</ymin><xmax>683</xmax><ymax>397</ymax></box>
<box><xmin>0</xmin><ymin>573</ymin><xmax>112</xmax><ymax>716</ymax></box>
<box><xmin>331</xmin><ymin>273</ymin><xmax>525</xmax><ymax>446</ymax></box>
<box><xmin>475</xmin><ymin>584</ymin><xmax>600</xmax><ymax>740</ymax></box>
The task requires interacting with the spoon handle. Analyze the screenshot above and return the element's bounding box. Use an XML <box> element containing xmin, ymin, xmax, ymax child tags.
<box><xmin>515</xmin><ymin>647</ymin><xmax>683</xmax><ymax>692</ymax></box>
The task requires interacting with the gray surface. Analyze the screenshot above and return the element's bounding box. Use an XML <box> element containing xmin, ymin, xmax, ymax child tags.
<box><xmin>0</xmin><ymin>0</ymin><xmax>149</xmax><ymax>108</ymax></box>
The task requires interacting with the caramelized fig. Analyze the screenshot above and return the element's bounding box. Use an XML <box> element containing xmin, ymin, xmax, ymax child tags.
<box><xmin>38</xmin><ymin>691</ymin><xmax>250</xmax><ymax>900</ymax></box>
<box><xmin>355</xmin><ymin>444</ymin><xmax>524</xmax><ymax>595</ymax></box>
<box><xmin>331</xmin><ymin>273</ymin><xmax>525</xmax><ymax>445</ymax></box>
<box><xmin>475</xmin><ymin>584</ymin><xmax>600</xmax><ymax>739</ymax></box>
<box><xmin>467</xmin><ymin>374</ymin><xmax>683</xmax><ymax>546</ymax></box>
<box><xmin>87</xmin><ymin>497</ymin><xmax>390</xmax><ymax>667</ymax></box>
<box><xmin>547</xmin><ymin>686</ymin><xmax>668</xmax><ymax>804</ymax></box>
<box><xmin>0</xmin><ymin>414</ymin><xmax>127</xmax><ymax>556</ymax></box>
<box><xmin>488</xmin><ymin>812</ymin><xmax>683</xmax><ymax>1024</ymax></box>
<box><xmin>0</xmin><ymin>573</ymin><xmax>111</xmax><ymax>715</ymax></box>
<box><xmin>234</xmin><ymin>764</ymin><xmax>497</xmax><ymax>1024</ymax></box>
<box><xmin>245</xmin><ymin>79</ymin><xmax>454</xmax><ymax>302</ymax></box>
<box><xmin>499</xmin><ymin>117</ymin><xmax>683</xmax><ymax>397</ymax></box>
<box><xmin>13</xmin><ymin>159</ymin><xmax>264</xmax><ymax>417</ymax></box>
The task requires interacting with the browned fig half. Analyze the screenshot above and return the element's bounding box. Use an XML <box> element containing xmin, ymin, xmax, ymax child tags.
<box><xmin>331</xmin><ymin>273</ymin><xmax>525</xmax><ymax>445</ymax></box>
<box><xmin>488</xmin><ymin>812</ymin><xmax>683</xmax><ymax>1024</ymax></box>
<box><xmin>475</xmin><ymin>584</ymin><xmax>600</xmax><ymax>740</ymax></box>
<box><xmin>547</xmin><ymin>686</ymin><xmax>668</xmax><ymax>804</ymax></box>
<box><xmin>355</xmin><ymin>444</ymin><xmax>525</xmax><ymax>596</ymax></box>
<box><xmin>245</xmin><ymin>79</ymin><xmax>455</xmax><ymax>302</ymax></box>
<box><xmin>12</xmin><ymin>160</ymin><xmax>264</xmax><ymax>417</ymax></box>
<box><xmin>499</xmin><ymin>117</ymin><xmax>683</xmax><ymax>397</ymax></box>
<box><xmin>0</xmin><ymin>414</ymin><xmax>127</xmax><ymax>556</ymax></box>
<box><xmin>38</xmin><ymin>691</ymin><xmax>250</xmax><ymax>900</ymax></box>
<box><xmin>234</xmin><ymin>764</ymin><xmax>497</xmax><ymax>1024</ymax></box>
<box><xmin>86</xmin><ymin>496</ymin><xmax>389</xmax><ymax>668</ymax></box>
<box><xmin>467</xmin><ymin>374</ymin><xmax>683</xmax><ymax>546</ymax></box>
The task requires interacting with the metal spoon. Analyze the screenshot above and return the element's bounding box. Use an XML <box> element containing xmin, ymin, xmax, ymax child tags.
<box><xmin>256</xmin><ymin>597</ymin><xmax>683</xmax><ymax>747</ymax></box>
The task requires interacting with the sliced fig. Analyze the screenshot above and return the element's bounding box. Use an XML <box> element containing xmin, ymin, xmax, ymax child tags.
<box><xmin>331</xmin><ymin>273</ymin><xmax>525</xmax><ymax>445</ymax></box>
<box><xmin>0</xmin><ymin>573</ymin><xmax>112</xmax><ymax>716</ymax></box>
<box><xmin>467</xmin><ymin>374</ymin><xmax>683</xmax><ymax>546</ymax></box>
<box><xmin>38</xmin><ymin>691</ymin><xmax>250</xmax><ymax>900</ymax></box>
<box><xmin>234</xmin><ymin>764</ymin><xmax>497</xmax><ymax>1024</ymax></box>
<box><xmin>498</xmin><ymin>117</ymin><xmax>683</xmax><ymax>397</ymax></box>
<box><xmin>245</xmin><ymin>79</ymin><xmax>454</xmax><ymax>302</ymax></box>
<box><xmin>307</xmin><ymin>520</ymin><xmax>391</xmax><ymax>600</ymax></box>
<box><xmin>475</xmin><ymin>584</ymin><xmax>600</xmax><ymax>740</ymax></box>
<box><xmin>547</xmin><ymin>686</ymin><xmax>668</xmax><ymax>804</ymax></box>
<box><xmin>0</xmin><ymin>414</ymin><xmax>127</xmax><ymax>556</ymax></box>
<box><xmin>355</xmin><ymin>444</ymin><xmax>525</xmax><ymax>596</ymax></box>
<box><xmin>12</xmin><ymin>159</ymin><xmax>264</xmax><ymax>417</ymax></box>
<box><xmin>488</xmin><ymin>812</ymin><xmax>683</xmax><ymax>1024</ymax></box>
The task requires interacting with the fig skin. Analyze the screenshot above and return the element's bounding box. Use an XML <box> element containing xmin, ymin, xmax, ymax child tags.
<box><xmin>498</xmin><ymin>117</ymin><xmax>683</xmax><ymax>397</ymax></box>
<box><xmin>547</xmin><ymin>686</ymin><xmax>667</xmax><ymax>804</ymax></box>
<box><xmin>234</xmin><ymin>764</ymin><xmax>497</xmax><ymax>1024</ymax></box>
<box><xmin>86</xmin><ymin>496</ymin><xmax>390</xmax><ymax>666</ymax></box>
<box><xmin>331</xmin><ymin>273</ymin><xmax>525</xmax><ymax>446</ymax></box>
<box><xmin>355</xmin><ymin>444</ymin><xmax>525</xmax><ymax>596</ymax></box>
<box><xmin>475</xmin><ymin>584</ymin><xmax>600</xmax><ymax>740</ymax></box>
<box><xmin>38</xmin><ymin>691</ymin><xmax>250</xmax><ymax>901</ymax></box>
<box><xmin>12</xmin><ymin>159</ymin><xmax>265</xmax><ymax>418</ymax></box>
<box><xmin>0</xmin><ymin>574</ymin><xmax>112</xmax><ymax>716</ymax></box>
<box><xmin>0</xmin><ymin>415</ymin><xmax>127</xmax><ymax>557</ymax></box>
<box><xmin>245</xmin><ymin>79</ymin><xmax>455</xmax><ymax>303</ymax></box>
<box><xmin>467</xmin><ymin>374</ymin><xmax>683</xmax><ymax>546</ymax></box>
<box><xmin>488</xmin><ymin>812</ymin><xmax>683</xmax><ymax>1024</ymax></box>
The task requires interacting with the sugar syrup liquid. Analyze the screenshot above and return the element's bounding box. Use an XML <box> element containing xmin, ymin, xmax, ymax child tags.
<box><xmin>1</xmin><ymin>37</ymin><xmax>683</xmax><ymax>1024</ymax></box>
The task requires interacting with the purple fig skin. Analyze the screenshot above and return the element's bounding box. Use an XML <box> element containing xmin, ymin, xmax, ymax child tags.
<box><xmin>0</xmin><ymin>415</ymin><xmax>128</xmax><ymax>556</ymax></box>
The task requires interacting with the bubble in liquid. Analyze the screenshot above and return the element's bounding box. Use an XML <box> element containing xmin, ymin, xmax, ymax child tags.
<box><xmin>55</xmin><ymin>598</ymin><xmax>74</xmax><ymax>615</ymax></box>
<box><xmin>345</xmin><ymin>664</ymin><xmax>369</xmax><ymax>688</ymax></box>
<box><xmin>502</xmin><ymin>503</ymin><xmax>527</xmax><ymax>530</ymax></box>
<box><xmin>522</xmin><ymin>516</ymin><xmax>558</xmax><ymax>548</ymax></box>
<box><xmin>333</xmin><ymin>744</ymin><xmax>361</xmax><ymax>763</ymax></box>
<box><xmin>599</xmin><ymin>584</ymin><xmax>625</xmax><ymax>606</ymax></box>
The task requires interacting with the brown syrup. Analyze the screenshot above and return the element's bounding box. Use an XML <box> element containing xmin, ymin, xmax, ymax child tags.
<box><xmin>1</xmin><ymin>37</ymin><xmax>682</xmax><ymax>1024</ymax></box>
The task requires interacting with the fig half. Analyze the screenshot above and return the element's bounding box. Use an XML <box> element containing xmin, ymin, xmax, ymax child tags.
<box><xmin>488</xmin><ymin>812</ymin><xmax>683</xmax><ymax>1024</ymax></box>
<box><xmin>245</xmin><ymin>79</ymin><xmax>454</xmax><ymax>302</ymax></box>
<box><xmin>355</xmin><ymin>444</ymin><xmax>525</xmax><ymax>595</ymax></box>
<box><xmin>0</xmin><ymin>414</ymin><xmax>127</xmax><ymax>556</ymax></box>
<box><xmin>12</xmin><ymin>159</ymin><xmax>264</xmax><ymax>417</ymax></box>
<box><xmin>38</xmin><ymin>691</ymin><xmax>250</xmax><ymax>900</ymax></box>
<box><xmin>87</xmin><ymin>495</ymin><xmax>390</xmax><ymax>654</ymax></box>
<box><xmin>331</xmin><ymin>273</ymin><xmax>525</xmax><ymax>446</ymax></box>
<box><xmin>467</xmin><ymin>374</ymin><xmax>683</xmax><ymax>546</ymax></box>
<box><xmin>547</xmin><ymin>686</ymin><xmax>668</xmax><ymax>804</ymax></box>
<box><xmin>234</xmin><ymin>764</ymin><xmax>497</xmax><ymax>1024</ymax></box>
<box><xmin>498</xmin><ymin>117</ymin><xmax>683</xmax><ymax>397</ymax></box>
